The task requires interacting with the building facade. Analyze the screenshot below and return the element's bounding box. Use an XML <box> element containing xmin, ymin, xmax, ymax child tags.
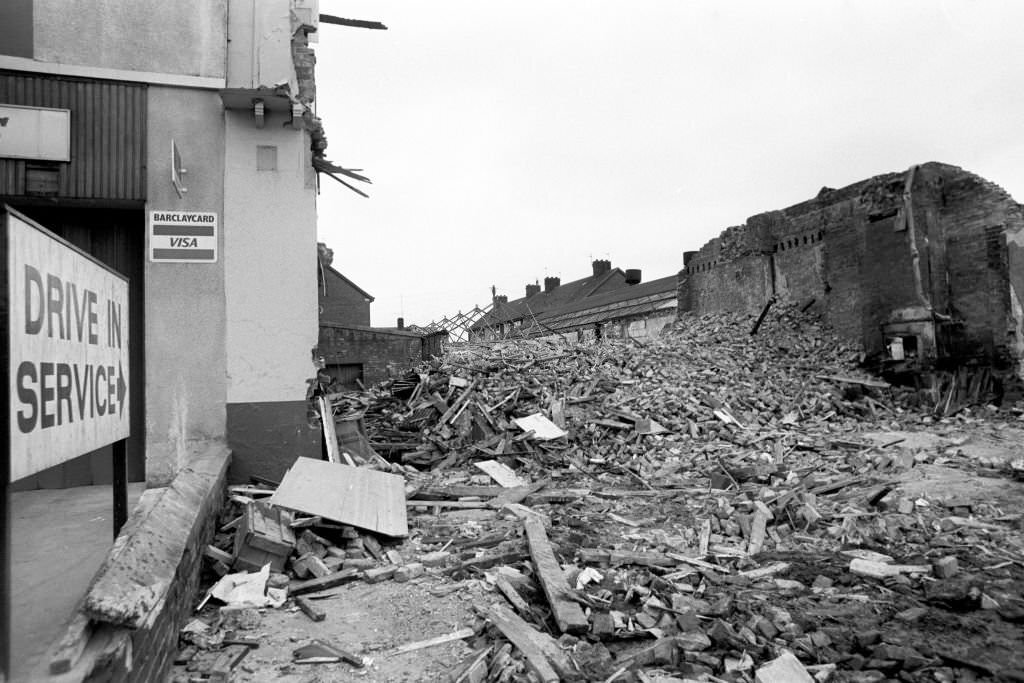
<box><xmin>1</xmin><ymin>0</ymin><xmax>324</xmax><ymax>488</ymax></box>
<box><xmin>470</xmin><ymin>259</ymin><xmax>632</xmax><ymax>341</ymax></box>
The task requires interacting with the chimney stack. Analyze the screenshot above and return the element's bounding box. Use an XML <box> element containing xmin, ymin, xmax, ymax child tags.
<box><xmin>525</xmin><ymin>282</ymin><xmax>541</xmax><ymax>298</ymax></box>
<box><xmin>592</xmin><ymin>259</ymin><xmax>611</xmax><ymax>276</ymax></box>
<box><xmin>625</xmin><ymin>269</ymin><xmax>642</xmax><ymax>285</ymax></box>
<box><xmin>544</xmin><ymin>276</ymin><xmax>560</xmax><ymax>293</ymax></box>
<box><xmin>493</xmin><ymin>294</ymin><xmax>508</xmax><ymax>305</ymax></box>
<box><xmin>397</xmin><ymin>317</ymin><xmax>404</xmax><ymax>330</ymax></box>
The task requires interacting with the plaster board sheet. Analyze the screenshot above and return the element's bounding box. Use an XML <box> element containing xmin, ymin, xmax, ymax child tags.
<box><xmin>474</xmin><ymin>459</ymin><xmax>527</xmax><ymax>488</ymax></box>
<box><xmin>512</xmin><ymin>413</ymin><xmax>568</xmax><ymax>440</ymax></box>
<box><xmin>270</xmin><ymin>458</ymin><xmax>408</xmax><ymax>537</ymax></box>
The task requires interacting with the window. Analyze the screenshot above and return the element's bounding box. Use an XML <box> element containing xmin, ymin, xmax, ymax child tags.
<box><xmin>257</xmin><ymin>145</ymin><xmax>278</xmax><ymax>171</ymax></box>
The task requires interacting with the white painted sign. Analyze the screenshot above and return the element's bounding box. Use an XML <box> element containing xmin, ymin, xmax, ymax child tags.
<box><xmin>149</xmin><ymin>211</ymin><xmax>218</xmax><ymax>262</ymax></box>
<box><xmin>0</xmin><ymin>104</ymin><xmax>71</xmax><ymax>162</ymax></box>
<box><xmin>6</xmin><ymin>209</ymin><xmax>130</xmax><ymax>481</ymax></box>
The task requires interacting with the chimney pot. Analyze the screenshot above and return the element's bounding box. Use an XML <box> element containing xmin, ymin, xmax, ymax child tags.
<box><xmin>544</xmin><ymin>276</ymin><xmax>560</xmax><ymax>293</ymax></box>
<box><xmin>592</xmin><ymin>259</ymin><xmax>611</xmax><ymax>276</ymax></box>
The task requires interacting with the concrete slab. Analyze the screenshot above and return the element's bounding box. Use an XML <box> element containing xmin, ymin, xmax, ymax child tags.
<box><xmin>9</xmin><ymin>483</ymin><xmax>145</xmax><ymax>681</ymax></box>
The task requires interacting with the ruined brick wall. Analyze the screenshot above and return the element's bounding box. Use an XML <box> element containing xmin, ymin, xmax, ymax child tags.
<box><xmin>677</xmin><ymin>163</ymin><xmax>1024</xmax><ymax>369</ymax></box>
<box><xmin>319</xmin><ymin>324</ymin><xmax>424</xmax><ymax>386</ymax></box>
<box><xmin>935</xmin><ymin>166</ymin><xmax>1024</xmax><ymax>365</ymax></box>
<box><xmin>678</xmin><ymin>225</ymin><xmax>771</xmax><ymax>315</ymax></box>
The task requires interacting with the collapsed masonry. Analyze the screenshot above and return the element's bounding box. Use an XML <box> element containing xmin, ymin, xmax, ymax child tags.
<box><xmin>678</xmin><ymin>162</ymin><xmax>1024</xmax><ymax>387</ymax></box>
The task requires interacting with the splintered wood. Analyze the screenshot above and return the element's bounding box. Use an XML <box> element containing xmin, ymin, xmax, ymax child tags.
<box><xmin>270</xmin><ymin>458</ymin><xmax>408</xmax><ymax>537</ymax></box>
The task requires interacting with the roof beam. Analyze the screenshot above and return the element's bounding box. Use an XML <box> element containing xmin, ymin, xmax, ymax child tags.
<box><xmin>319</xmin><ymin>15</ymin><xmax>388</xmax><ymax>30</ymax></box>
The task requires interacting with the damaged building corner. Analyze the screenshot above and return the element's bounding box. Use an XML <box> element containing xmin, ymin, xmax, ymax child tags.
<box><xmin>678</xmin><ymin>161</ymin><xmax>1024</xmax><ymax>407</ymax></box>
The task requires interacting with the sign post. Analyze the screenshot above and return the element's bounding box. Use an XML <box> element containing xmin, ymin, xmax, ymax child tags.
<box><xmin>2</xmin><ymin>205</ymin><xmax>131</xmax><ymax>679</ymax></box>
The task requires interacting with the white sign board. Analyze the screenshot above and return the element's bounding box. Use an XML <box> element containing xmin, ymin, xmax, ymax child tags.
<box><xmin>6</xmin><ymin>210</ymin><xmax>130</xmax><ymax>481</ymax></box>
<box><xmin>149</xmin><ymin>211</ymin><xmax>218</xmax><ymax>262</ymax></box>
<box><xmin>0</xmin><ymin>104</ymin><xmax>71</xmax><ymax>162</ymax></box>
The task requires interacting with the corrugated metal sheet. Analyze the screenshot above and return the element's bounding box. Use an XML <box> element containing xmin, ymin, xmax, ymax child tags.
<box><xmin>0</xmin><ymin>71</ymin><xmax>146</xmax><ymax>200</ymax></box>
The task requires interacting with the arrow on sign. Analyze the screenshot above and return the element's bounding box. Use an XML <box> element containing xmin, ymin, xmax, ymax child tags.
<box><xmin>118</xmin><ymin>361</ymin><xmax>127</xmax><ymax>417</ymax></box>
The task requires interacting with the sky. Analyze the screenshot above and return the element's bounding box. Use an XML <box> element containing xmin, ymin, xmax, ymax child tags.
<box><xmin>313</xmin><ymin>1</ymin><xmax>1024</xmax><ymax>328</ymax></box>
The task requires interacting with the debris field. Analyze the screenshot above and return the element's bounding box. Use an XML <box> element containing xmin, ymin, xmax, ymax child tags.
<box><xmin>175</xmin><ymin>306</ymin><xmax>1024</xmax><ymax>683</ymax></box>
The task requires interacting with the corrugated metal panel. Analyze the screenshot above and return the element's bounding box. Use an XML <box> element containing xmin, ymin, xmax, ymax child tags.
<box><xmin>0</xmin><ymin>71</ymin><xmax>146</xmax><ymax>201</ymax></box>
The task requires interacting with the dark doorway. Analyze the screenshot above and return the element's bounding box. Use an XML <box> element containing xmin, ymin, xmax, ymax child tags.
<box><xmin>325</xmin><ymin>362</ymin><xmax>364</xmax><ymax>390</ymax></box>
<box><xmin>6</xmin><ymin>204</ymin><xmax>146</xmax><ymax>488</ymax></box>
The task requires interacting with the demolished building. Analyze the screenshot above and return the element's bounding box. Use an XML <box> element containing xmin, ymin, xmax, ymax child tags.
<box><xmin>678</xmin><ymin>162</ymin><xmax>1024</xmax><ymax>384</ymax></box>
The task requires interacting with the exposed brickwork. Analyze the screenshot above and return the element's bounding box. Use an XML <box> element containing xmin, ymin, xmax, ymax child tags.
<box><xmin>319</xmin><ymin>324</ymin><xmax>428</xmax><ymax>386</ymax></box>
<box><xmin>677</xmin><ymin>162</ymin><xmax>1024</xmax><ymax>371</ymax></box>
<box><xmin>319</xmin><ymin>266</ymin><xmax>372</xmax><ymax>326</ymax></box>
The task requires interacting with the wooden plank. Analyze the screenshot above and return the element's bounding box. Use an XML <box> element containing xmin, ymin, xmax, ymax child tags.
<box><xmin>319</xmin><ymin>396</ymin><xmax>341</xmax><ymax>464</ymax></box>
<box><xmin>474</xmin><ymin>460</ymin><xmax>526</xmax><ymax>488</ymax></box>
<box><xmin>411</xmin><ymin>485</ymin><xmax>504</xmax><ymax>500</ymax></box>
<box><xmin>815</xmin><ymin>374</ymin><xmax>890</xmax><ymax>389</ymax></box>
<box><xmin>295</xmin><ymin>596</ymin><xmax>326</xmax><ymax>622</ymax></box>
<box><xmin>489</xmin><ymin>479</ymin><xmax>549</xmax><ymax>509</ymax></box>
<box><xmin>406</xmin><ymin>500</ymin><xmax>489</xmax><ymax>509</ymax></box>
<box><xmin>386</xmin><ymin>628</ymin><xmax>475</xmax><ymax>656</ymax></box>
<box><xmin>445</xmin><ymin>551</ymin><xmax>529</xmax><ymax>576</ymax></box>
<box><xmin>522</xmin><ymin>516</ymin><xmax>589</xmax><ymax>634</ymax></box>
<box><xmin>494</xmin><ymin>575</ymin><xmax>532</xmax><ymax>615</ymax></box>
<box><xmin>485</xmin><ymin>603</ymin><xmax>571</xmax><ymax>682</ymax></box>
<box><xmin>270</xmin><ymin>458</ymin><xmax>408</xmax><ymax>537</ymax></box>
<box><xmin>289</xmin><ymin>568</ymin><xmax>361</xmax><ymax>596</ymax></box>
<box><xmin>578</xmin><ymin>548</ymin><xmax>675</xmax><ymax>567</ymax></box>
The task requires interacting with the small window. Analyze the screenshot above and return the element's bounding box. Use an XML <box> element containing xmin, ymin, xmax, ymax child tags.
<box><xmin>257</xmin><ymin>145</ymin><xmax>278</xmax><ymax>171</ymax></box>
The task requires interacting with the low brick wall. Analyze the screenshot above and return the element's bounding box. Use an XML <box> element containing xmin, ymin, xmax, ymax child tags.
<box><xmin>32</xmin><ymin>447</ymin><xmax>230</xmax><ymax>681</ymax></box>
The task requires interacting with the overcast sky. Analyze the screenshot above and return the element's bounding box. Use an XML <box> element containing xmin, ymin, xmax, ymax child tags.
<box><xmin>313</xmin><ymin>1</ymin><xmax>1024</xmax><ymax>328</ymax></box>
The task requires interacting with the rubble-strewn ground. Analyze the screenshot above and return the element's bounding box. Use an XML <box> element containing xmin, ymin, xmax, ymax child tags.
<box><xmin>171</xmin><ymin>307</ymin><xmax>1024</xmax><ymax>683</ymax></box>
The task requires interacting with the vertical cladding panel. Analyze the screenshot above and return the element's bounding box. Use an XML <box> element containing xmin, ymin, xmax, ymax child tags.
<box><xmin>0</xmin><ymin>71</ymin><xmax>146</xmax><ymax>201</ymax></box>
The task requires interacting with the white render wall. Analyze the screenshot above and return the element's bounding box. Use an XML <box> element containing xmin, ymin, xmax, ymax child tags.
<box><xmin>223</xmin><ymin>109</ymin><xmax>318</xmax><ymax>404</ymax></box>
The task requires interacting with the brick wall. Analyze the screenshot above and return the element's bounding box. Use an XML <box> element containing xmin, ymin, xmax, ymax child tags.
<box><xmin>319</xmin><ymin>268</ymin><xmax>372</xmax><ymax>326</ymax></box>
<box><xmin>679</xmin><ymin>248</ymin><xmax>770</xmax><ymax>316</ymax></box>
<box><xmin>678</xmin><ymin>162</ymin><xmax>1024</xmax><ymax>371</ymax></box>
<box><xmin>319</xmin><ymin>324</ymin><xmax>425</xmax><ymax>386</ymax></box>
<box><xmin>127</xmin><ymin>455</ymin><xmax>226</xmax><ymax>681</ymax></box>
<box><xmin>40</xmin><ymin>448</ymin><xmax>230</xmax><ymax>681</ymax></box>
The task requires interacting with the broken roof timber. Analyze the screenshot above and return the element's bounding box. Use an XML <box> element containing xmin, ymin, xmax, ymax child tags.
<box><xmin>319</xmin><ymin>15</ymin><xmax>388</xmax><ymax>30</ymax></box>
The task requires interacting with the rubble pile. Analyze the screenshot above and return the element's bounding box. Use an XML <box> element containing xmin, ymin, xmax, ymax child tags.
<box><xmin>178</xmin><ymin>306</ymin><xmax>1024</xmax><ymax>682</ymax></box>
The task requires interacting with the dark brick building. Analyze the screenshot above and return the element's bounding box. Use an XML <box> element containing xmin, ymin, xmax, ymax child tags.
<box><xmin>319</xmin><ymin>323</ymin><xmax>437</xmax><ymax>388</ymax></box>
<box><xmin>318</xmin><ymin>262</ymin><xmax>373</xmax><ymax>326</ymax></box>
<box><xmin>678</xmin><ymin>162</ymin><xmax>1024</xmax><ymax>375</ymax></box>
